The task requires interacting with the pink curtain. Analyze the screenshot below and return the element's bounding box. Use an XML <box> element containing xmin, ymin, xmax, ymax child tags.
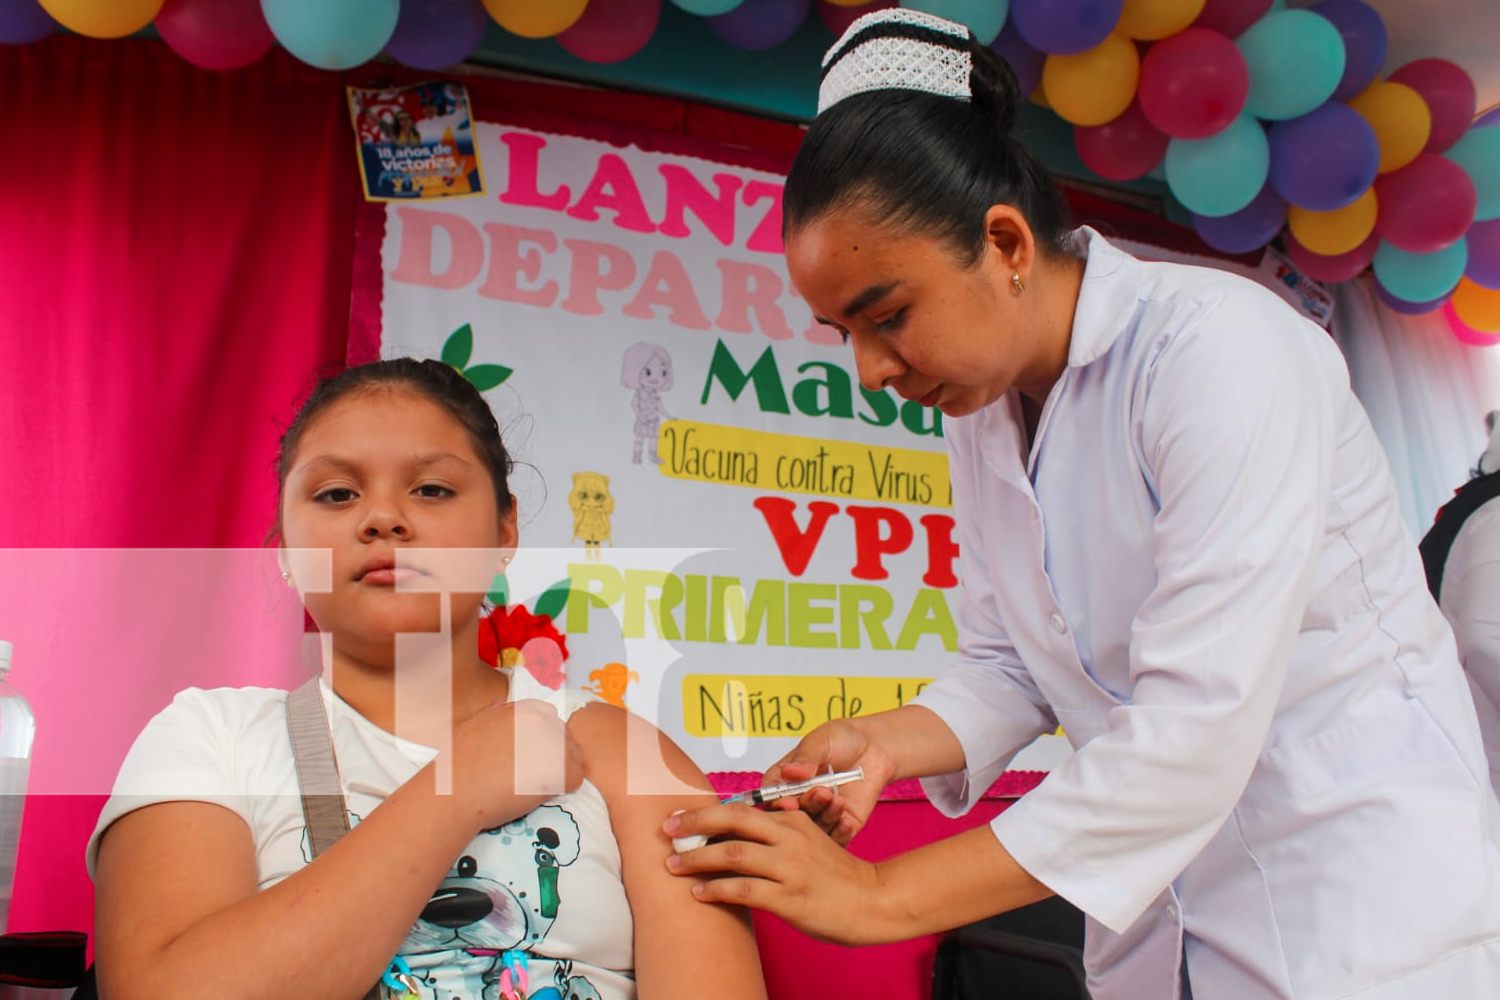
<box><xmin>0</xmin><ymin>36</ymin><xmax>356</xmax><ymax>936</ymax></box>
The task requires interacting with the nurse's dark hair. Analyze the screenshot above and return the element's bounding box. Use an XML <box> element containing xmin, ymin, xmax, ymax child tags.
<box><xmin>784</xmin><ymin>32</ymin><xmax>1072</xmax><ymax>264</ymax></box>
<box><xmin>272</xmin><ymin>358</ymin><xmax>515</xmax><ymax>538</ymax></box>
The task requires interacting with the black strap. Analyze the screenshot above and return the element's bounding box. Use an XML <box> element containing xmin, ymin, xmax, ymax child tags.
<box><xmin>1419</xmin><ymin>471</ymin><xmax>1500</xmax><ymax>601</ymax></box>
<box><xmin>0</xmin><ymin>930</ymin><xmax>88</xmax><ymax>988</ymax></box>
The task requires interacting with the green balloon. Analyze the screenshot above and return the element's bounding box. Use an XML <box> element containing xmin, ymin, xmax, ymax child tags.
<box><xmin>1374</xmin><ymin>239</ymin><xmax>1468</xmax><ymax>304</ymax></box>
<box><xmin>1446</xmin><ymin>127</ymin><xmax>1500</xmax><ymax>222</ymax></box>
<box><xmin>1238</xmin><ymin>10</ymin><xmax>1346</xmax><ymax>121</ymax></box>
<box><xmin>1166</xmin><ymin>115</ymin><xmax>1270</xmax><ymax>218</ymax></box>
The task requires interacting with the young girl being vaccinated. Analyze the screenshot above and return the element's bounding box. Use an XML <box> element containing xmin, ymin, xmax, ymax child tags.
<box><xmin>89</xmin><ymin>359</ymin><xmax>767</xmax><ymax>1000</ymax></box>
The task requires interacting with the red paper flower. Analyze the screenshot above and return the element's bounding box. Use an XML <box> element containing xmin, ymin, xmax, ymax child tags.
<box><xmin>479</xmin><ymin>605</ymin><xmax>569</xmax><ymax>689</ymax></box>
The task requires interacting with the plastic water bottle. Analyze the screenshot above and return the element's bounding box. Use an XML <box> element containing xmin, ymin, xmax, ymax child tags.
<box><xmin>0</xmin><ymin>641</ymin><xmax>34</xmax><ymax>933</ymax></box>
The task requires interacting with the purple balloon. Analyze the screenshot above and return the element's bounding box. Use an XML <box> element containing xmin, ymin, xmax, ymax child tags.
<box><xmin>707</xmin><ymin>0</ymin><xmax>810</xmax><ymax>51</ymax></box>
<box><xmin>991</xmin><ymin>20</ymin><xmax>1045</xmax><ymax>97</ymax></box>
<box><xmin>1375</xmin><ymin>282</ymin><xmax>1445</xmax><ymax>316</ymax></box>
<box><xmin>1268</xmin><ymin>102</ymin><xmax>1379</xmax><ymax>211</ymax></box>
<box><xmin>1310</xmin><ymin>0</ymin><xmax>1387</xmax><ymax>102</ymax></box>
<box><xmin>0</xmin><ymin>0</ymin><xmax>56</xmax><ymax>44</ymax></box>
<box><xmin>1465</xmin><ymin>217</ymin><xmax>1500</xmax><ymax>290</ymax></box>
<box><xmin>1192</xmin><ymin>181</ymin><xmax>1288</xmax><ymax>254</ymax></box>
<box><xmin>1476</xmin><ymin>107</ymin><xmax>1500</xmax><ymax>129</ymax></box>
<box><xmin>1010</xmin><ymin>0</ymin><xmax>1124</xmax><ymax>56</ymax></box>
<box><xmin>385</xmin><ymin>0</ymin><xmax>488</xmax><ymax>71</ymax></box>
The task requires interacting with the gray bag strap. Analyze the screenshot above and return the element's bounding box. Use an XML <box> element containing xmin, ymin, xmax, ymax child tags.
<box><xmin>284</xmin><ymin>676</ymin><xmax>351</xmax><ymax>859</ymax></box>
<box><xmin>284</xmin><ymin>678</ymin><xmax>389</xmax><ymax>1000</ymax></box>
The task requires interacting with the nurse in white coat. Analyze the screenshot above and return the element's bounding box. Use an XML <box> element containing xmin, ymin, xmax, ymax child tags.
<box><xmin>663</xmin><ymin>10</ymin><xmax>1500</xmax><ymax>999</ymax></box>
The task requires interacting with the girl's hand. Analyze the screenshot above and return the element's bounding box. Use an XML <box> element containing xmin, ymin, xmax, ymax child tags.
<box><xmin>663</xmin><ymin>804</ymin><xmax>885</xmax><ymax>946</ymax></box>
<box><xmin>760</xmin><ymin>720</ymin><xmax>896</xmax><ymax>845</ymax></box>
<box><xmin>442</xmin><ymin>698</ymin><xmax>584</xmax><ymax>831</ymax></box>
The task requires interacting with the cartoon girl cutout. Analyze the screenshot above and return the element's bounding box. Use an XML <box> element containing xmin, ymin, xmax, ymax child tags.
<box><xmin>568</xmin><ymin>472</ymin><xmax>614</xmax><ymax>562</ymax></box>
<box><xmin>620</xmin><ymin>343</ymin><xmax>673</xmax><ymax>465</ymax></box>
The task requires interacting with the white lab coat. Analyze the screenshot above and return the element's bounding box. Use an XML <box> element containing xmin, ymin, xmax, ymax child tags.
<box><xmin>914</xmin><ymin>229</ymin><xmax>1500</xmax><ymax>1000</ymax></box>
<box><xmin>1440</xmin><ymin>498</ymin><xmax>1500</xmax><ymax>795</ymax></box>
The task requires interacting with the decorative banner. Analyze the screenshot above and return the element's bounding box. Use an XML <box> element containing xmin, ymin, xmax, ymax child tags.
<box><xmin>352</xmin><ymin>105</ymin><xmax>1067</xmax><ymax>777</ymax></box>
<box><xmin>347</xmin><ymin>81</ymin><xmax>484</xmax><ymax>201</ymax></box>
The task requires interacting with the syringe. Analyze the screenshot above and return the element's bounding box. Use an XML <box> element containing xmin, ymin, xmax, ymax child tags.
<box><xmin>719</xmin><ymin>766</ymin><xmax>865</xmax><ymax>807</ymax></box>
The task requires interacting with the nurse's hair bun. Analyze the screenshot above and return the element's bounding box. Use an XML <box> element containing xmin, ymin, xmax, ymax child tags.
<box><xmin>817</xmin><ymin>8</ymin><xmax>1023</xmax><ymax>134</ymax></box>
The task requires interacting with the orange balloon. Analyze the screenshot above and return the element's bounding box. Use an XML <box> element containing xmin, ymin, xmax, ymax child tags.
<box><xmin>1348</xmin><ymin>81</ymin><xmax>1432</xmax><ymax>174</ymax></box>
<box><xmin>483</xmin><ymin>0</ymin><xmax>588</xmax><ymax>38</ymax></box>
<box><xmin>1117</xmin><ymin>0</ymin><xmax>1208</xmax><ymax>41</ymax></box>
<box><xmin>38</xmin><ymin>0</ymin><xmax>163</xmax><ymax>38</ymax></box>
<box><xmin>1043</xmin><ymin>34</ymin><xmax>1140</xmax><ymax>127</ymax></box>
<box><xmin>1288</xmin><ymin>188</ymin><xmax>1378</xmax><ymax>256</ymax></box>
<box><xmin>1451</xmin><ymin>277</ymin><xmax>1500</xmax><ymax>332</ymax></box>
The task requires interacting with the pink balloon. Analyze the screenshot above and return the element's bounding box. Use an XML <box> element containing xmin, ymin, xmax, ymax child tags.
<box><xmin>1286</xmin><ymin>230</ymin><xmax>1378</xmax><ymax>283</ymax></box>
<box><xmin>817</xmin><ymin>0</ymin><xmax>893</xmax><ymax>36</ymax></box>
<box><xmin>1191</xmin><ymin>0</ymin><xmax>1273</xmax><ymax>38</ymax></box>
<box><xmin>155</xmin><ymin>0</ymin><xmax>273</xmax><ymax>71</ymax></box>
<box><xmin>558</xmin><ymin>0</ymin><xmax>661</xmax><ymax>64</ymax></box>
<box><xmin>1374</xmin><ymin>153</ymin><xmax>1477</xmax><ymax>254</ymax></box>
<box><xmin>1444</xmin><ymin>301</ymin><xmax>1500</xmax><ymax>346</ymax></box>
<box><xmin>1388</xmin><ymin>58</ymin><xmax>1477</xmax><ymax>153</ymax></box>
<box><xmin>1075</xmin><ymin>99</ymin><xmax>1170</xmax><ymax>180</ymax></box>
<box><xmin>1138</xmin><ymin>28</ymin><xmax>1248</xmax><ymax>140</ymax></box>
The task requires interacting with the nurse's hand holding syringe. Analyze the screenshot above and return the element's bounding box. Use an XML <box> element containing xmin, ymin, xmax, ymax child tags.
<box><xmin>671</xmin><ymin>768</ymin><xmax>864</xmax><ymax>852</ymax></box>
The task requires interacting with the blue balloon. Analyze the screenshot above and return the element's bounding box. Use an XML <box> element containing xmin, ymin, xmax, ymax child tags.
<box><xmin>1268</xmin><ymin>102</ymin><xmax>1379</xmax><ymax>211</ymax></box>
<box><xmin>1373</xmin><ymin>239</ymin><xmax>1468</xmax><ymax>303</ymax></box>
<box><xmin>1309</xmin><ymin>0</ymin><xmax>1387</xmax><ymax>102</ymax></box>
<box><xmin>0</xmin><ymin>0</ymin><xmax>56</xmax><ymax>44</ymax></box>
<box><xmin>1374</xmin><ymin>283</ymin><xmax>1445</xmax><ymax>316</ymax></box>
<box><xmin>1237</xmin><ymin>10</ymin><xmax>1346</xmax><ymax>120</ymax></box>
<box><xmin>386</xmin><ymin>0</ymin><xmax>488</xmax><ymax>71</ymax></box>
<box><xmin>1192</xmin><ymin>181</ymin><xmax>1288</xmax><ymax>254</ymax></box>
<box><xmin>1445</xmin><ymin>126</ymin><xmax>1500</xmax><ymax>222</ymax></box>
<box><xmin>706</xmin><ymin>0</ymin><xmax>808</xmax><ymax>51</ymax></box>
<box><xmin>1009</xmin><ymin>0</ymin><xmax>1123</xmax><ymax>56</ymax></box>
<box><xmin>261</xmin><ymin>0</ymin><xmax>399</xmax><ymax>70</ymax></box>
<box><xmin>1166</xmin><ymin>115</ymin><xmax>1270</xmax><ymax>217</ymax></box>
<box><xmin>1466</xmin><ymin>218</ymin><xmax>1500</xmax><ymax>289</ymax></box>
<box><xmin>990</xmin><ymin>19</ymin><xmax>1045</xmax><ymax>97</ymax></box>
<box><xmin>904</xmin><ymin>0</ymin><xmax>1008</xmax><ymax>45</ymax></box>
<box><xmin>670</xmin><ymin>0</ymin><xmax>744</xmax><ymax>13</ymax></box>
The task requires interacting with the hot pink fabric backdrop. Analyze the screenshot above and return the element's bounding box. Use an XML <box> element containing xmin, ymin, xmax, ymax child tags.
<box><xmin>0</xmin><ymin>39</ymin><xmax>1048</xmax><ymax>1000</ymax></box>
<box><xmin>0</xmin><ymin>36</ymin><xmax>356</xmax><ymax>937</ymax></box>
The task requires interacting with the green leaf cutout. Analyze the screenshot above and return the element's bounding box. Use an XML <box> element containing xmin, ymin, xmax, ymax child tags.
<box><xmin>486</xmin><ymin>573</ymin><xmax>509</xmax><ymax>609</ymax></box>
<box><xmin>532</xmin><ymin>579</ymin><xmax>572</xmax><ymax>622</ymax></box>
<box><xmin>464</xmin><ymin>364</ymin><xmax>513</xmax><ymax>392</ymax></box>
<box><xmin>441</xmin><ymin>324</ymin><xmax>474</xmax><ymax>370</ymax></box>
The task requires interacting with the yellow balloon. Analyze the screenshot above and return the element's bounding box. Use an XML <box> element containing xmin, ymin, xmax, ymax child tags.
<box><xmin>482</xmin><ymin>0</ymin><xmax>589</xmax><ymax>39</ymax></box>
<box><xmin>1042</xmin><ymin>34</ymin><xmax>1140</xmax><ymax>127</ymax></box>
<box><xmin>1116</xmin><ymin>0</ymin><xmax>1207</xmax><ymax>41</ymax></box>
<box><xmin>1348</xmin><ymin>81</ymin><xmax>1432</xmax><ymax>174</ymax></box>
<box><xmin>1287</xmin><ymin>188</ymin><xmax>1378</xmax><ymax>256</ymax></box>
<box><xmin>1452</xmin><ymin>277</ymin><xmax>1500</xmax><ymax>333</ymax></box>
<box><xmin>37</xmin><ymin>0</ymin><xmax>162</xmax><ymax>38</ymax></box>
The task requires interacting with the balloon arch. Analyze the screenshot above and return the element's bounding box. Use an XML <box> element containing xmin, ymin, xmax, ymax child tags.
<box><xmin>2</xmin><ymin>0</ymin><xmax>1497</xmax><ymax>343</ymax></box>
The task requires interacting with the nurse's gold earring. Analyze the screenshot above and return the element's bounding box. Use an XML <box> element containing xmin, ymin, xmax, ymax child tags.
<box><xmin>1012</xmin><ymin>272</ymin><xmax>1025</xmax><ymax>295</ymax></box>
